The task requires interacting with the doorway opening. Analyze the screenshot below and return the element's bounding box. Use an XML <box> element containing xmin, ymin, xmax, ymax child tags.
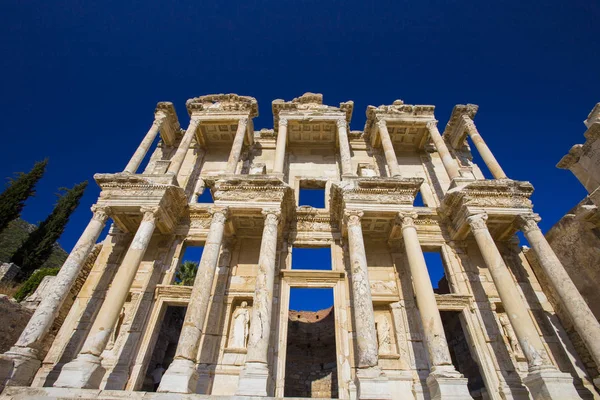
<box><xmin>143</xmin><ymin>305</ymin><xmax>186</xmax><ymax>391</ymax></box>
<box><xmin>440</xmin><ymin>311</ymin><xmax>486</xmax><ymax>399</ymax></box>
<box><xmin>423</xmin><ymin>249</ymin><xmax>448</xmax><ymax>292</ymax></box>
<box><xmin>285</xmin><ymin>288</ymin><xmax>338</xmax><ymax>398</ymax></box>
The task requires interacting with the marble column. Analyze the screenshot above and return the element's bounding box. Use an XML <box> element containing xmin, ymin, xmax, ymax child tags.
<box><xmin>467</xmin><ymin>214</ymin><xmax>580</xmax><ymax>399</ymax></box>
<box><xmin>167</xmin><ymin>117</ymin><xmax>201</xmax><ymax>177</ymax></box>
<box><xmin>337</xmin><ymin>118</ymin><xmax>354</xmax><ymax>177</ymax></box>
<box><xmin>190</xmin><ymin>177</ymin><xmax>206</xmax><ymax>203</ymax></box>
<box><xmin>398</xmin><ymin>213</ymin><xmax>471</xmax><ymax>399</ymax></box>
<box><xmin>124</xmin><ymin>112</ymin><xmax>167</xmax><ymax>174</ymax></box>
<box><xmin>236</xmin><ymin>208</ymin><xmax>281</xmax><ymax>397</ymax></box>
<box><xmin>377</xmin><ymin>119</ymin><xmax>401</xmax><ymax>178</ymax></box>
<box><xmin>226</xmin><ymin>117</ymin><xmax>248</xmax><ymax>174</ymax></box>
<box><xmin>426</xmin><ymin>121</ymin><xmax>460</xmax><ymax>180</ymax></box>
<box><xmin>344</xmin><ymin>210</ymin><xmax>391</xmax><ymax>400</ymax></box>
<box><xmin>158</xmin><ymin>207</ymin><xmax>229</xmax><ymax>393</ymax></box>
<box><xmin>0</xmin><ymin>206</ymin><xmax>111</xmax><ymax>390</ymax></box>
<box><xmin>273</xmin><ymin>117</ymin><xmax>288</xmax><ymax>175</ymax></box>
<box><xmin>462</xmin><ymin>116</ymin><xmax>507</xmax><ymax>179</ymax></box>
<box><xmin>54</xmin><ymin>207</ymin><xmax>159</xmax><ymax>389</ymax></box>
<box><xmin>517</xmin><ymin>214</ymin><xmax>600</xmax><ymax>379</ymax></box>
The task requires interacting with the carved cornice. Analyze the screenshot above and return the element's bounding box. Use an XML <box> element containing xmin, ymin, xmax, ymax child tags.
<box><xmin>443</xmin><ymin>179</ymin><xmax>534</xmax><ymax>213</ymax></box>
<box><xmin>292</xmin><ymin>207</ymin><xmax>336</xmax><ymax>232</ymax></box>
<box><xmin>364</xmin><ymin>100</ymin><xmax>435</xmax><ymax>140</ymax></box>
<box><xmin>185</xmin><ymin>93</ymin><xmax>258</xmax><ymax>118</ymax></box>
<box><xmin>442</xmin><ymin>104</ymin><xmax>479</xmax><ymax>148</ymax></box>
<box><xmin>271</xmin><ymin>92</ymin><xmax>353</xmax><ymax>132</ymax></box>
<box><xmin>332</xmin><ymin>177</ymin><xmax>424</xmax><ymax>210</ymax></box>
<box><xmin>154</xmin><ymin>102</ymin><xmax>183</xmax><ymax>145</ymax></box>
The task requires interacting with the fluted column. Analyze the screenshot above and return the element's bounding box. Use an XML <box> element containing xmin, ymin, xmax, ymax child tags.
<box><xmin>226</xmin><ymin>117</ymin><xmax>248</xmax><ymax>174</ymax></box>
<box><xmin>159</xmin><ymin>207</ymin><xmax>229</xmax><ymax>393</ymax></box>
<box><xmin>236</xmin><ymin>208</ymin><xmax>280</xmax><ymax>397</ymax></box>
<box><xmin>467</xmin><ymin>213</ymin><xmax>579</xmax><ymax>400</ymax></box>
<box><xmin>124</xmin><ymin>112</ymin><xmax>167</xmax><ymax>174</ymax></box>
<box><xmin>345</xmin><ymin>210</ymin><xmax>391</xmax><ymax>399</ymax></box>
<box><xmin>167</xmin><ymin>117</ymin><xmax>201</xmax><ymax>177</ymax></box>
<box><xmin>462</xmin><ymin>115</ymin><xmax>507</xmax><ymax>179</ymax></box>
<box><xmin>0</xmin><ymin>206</ymin><xmax>111</xmax><ymax>389</ymax></box>
<box><xmin>426</xmin><ymin>121</ymin><xmax>460</xmax><ymax>180</ymax></box>
<box><xmin>54</xmin><ymin>207</ymin><xmax>159</xmax><ymax>389</ymax></box>
<box><xmin>273</xmin><ymin>117</ymin><xmax>288</xmax><ymax>175</ymax></box>
<box><xmin>377</xmin><ymin>119</ymin><xmax>401</xmax><ymax>177</ymax></box>
<box><xmin>517</xmin><ymin>213</ymin><xmax>600</xmax><ymax>375</ymax></box>
<box><xmin>337</xmin><ymin>118</ymin><xmax>354</xmax><ymax>177</ymax></box>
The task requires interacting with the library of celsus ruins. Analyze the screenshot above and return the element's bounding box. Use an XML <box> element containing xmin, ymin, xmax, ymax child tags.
<box><xmin>1</xmin><ymin>93</ymin><xmax>600</xmax><ymax>400</ymax></box>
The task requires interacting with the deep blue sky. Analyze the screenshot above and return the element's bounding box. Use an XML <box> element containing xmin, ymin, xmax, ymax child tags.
<box><xmin>1</xmin><ymin>1</ymin><xmax>598</xmax><ymax>268</ymax></box>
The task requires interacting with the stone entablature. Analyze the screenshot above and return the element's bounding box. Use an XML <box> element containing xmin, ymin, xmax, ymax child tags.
<box><xmin>1</xmin><ymin>93</ymin><xmax>599</xmax><ymax>400</ymax></box>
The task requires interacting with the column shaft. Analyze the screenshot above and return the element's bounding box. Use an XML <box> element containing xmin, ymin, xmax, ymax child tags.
<box><xmin>426</xmin><ymin>121</ymin><xmax>460</xmax><ymax>180</ymax></box>
<box><xmin>226</xmin><ymin>118</ymin><xmax>248</xmax><ymax>174</ymax></box>
<box><xmin>462</xmin><ymin>116</ymin><xmax>507</xmax><ymax>179</ymax></box>
<box><xmin>124</xmin><ymin>114</ymin><xmax>165</xmax><ymax>174</ymax></box>
<box><xmin>399</xmin><ymin>214</ymin><xmax>454</xmax><ymax>367</ymax></box>
<box><xmin>345</xmin><ymin>210</ymin><xmax>379</xmax><ymax>368</ymax></box>
<box><xmin>273</xmin><ymin>118</ymin><xmax>288</xmax><ymax>174</ymax></box>
<box><xmin>175</xmin><ymin>208</ymin><xmax>227</xmax><ymax>360</ymax></box>
<box><xmin>467</xmin><ymin>214</ymin><xmax>549</xmax><ymax>368</ymax></box>
<box><xmin>190</xmin><ymin>178</ymin><xmax>205</xmax><ymax>203</ymax></box>
<box><xmin>167</xmin><ymin>118</ymin><xmax>200</xmax><ymax>176</ymax></box>
<box><xmin>377</xmin><ymin>120</ymin><xmax>401</xmax><ymax>177</ymax></box>
<box><xmin>337</xmin><ymin>119</ymin><xmax>354</xmax><ymax>177</ymax></box>
<box><xmin>245</xmin><ymin>209</ymin><xmax>281</xmax><ymax>363</ymax></box>
<box><xmin>519</xmin><ymin>214</ymin><xmax>600</xmax><ymax>371</ymax></box>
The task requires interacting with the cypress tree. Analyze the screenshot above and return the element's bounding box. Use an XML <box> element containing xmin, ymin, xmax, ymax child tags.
<box><xmin>0</xmin><ymin>160</ymin><xmax>48</xmax><ymax>234</ymax></box>
<box><xmin>11</xmin><ymin>181</ymin><xmax>88</xmax><ymax>275</ymax></box>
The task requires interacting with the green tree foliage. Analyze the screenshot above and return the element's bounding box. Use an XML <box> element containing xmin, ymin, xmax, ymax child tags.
<box><xmin>175</xmin><ymin>261</ymin><xmax>198</xmax><ymax>286</ymax></box>
<box><xmin>11</xmin><ymin>181</ymin><xmax>88</xmax><ymax>275</ymax></box>
<box><xmin>0</xmin><ymin>160</ymin><xmax>47</xmax><ymax>234</ymax></box>
<box><xmin>14</xmin><ymin>267</ymin><xmax>60</xmax><ymax>302</ymax></box>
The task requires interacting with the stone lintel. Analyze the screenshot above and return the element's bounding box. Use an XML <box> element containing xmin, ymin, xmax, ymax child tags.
<box><xmin>154</xmin><ymin>101</ymin><xmax>182</xmax><ymax>146</ymax></box>
<box><xmin>185</xmin><ymin>93</ymin><xmax>258</xmax><ymax>118</ymax></box>
<box><xmin>442</xmin><ymin>103</ymin><xmax>479</xmax><ymax>149</ymax></box>
<box><xmin>364</xmin><ymin>102</ymin><xmax>436</xmax><ymax>142</ymax></box>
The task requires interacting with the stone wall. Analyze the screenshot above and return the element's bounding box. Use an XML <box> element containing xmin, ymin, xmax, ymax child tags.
<box><xmin>284</xmin><ymin>307</ymin><xmax>337</xmax><ymax>398</ymax></box>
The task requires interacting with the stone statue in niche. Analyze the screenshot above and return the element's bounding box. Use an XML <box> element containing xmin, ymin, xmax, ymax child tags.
<box><xmin>229</xmin><ymin>301</ymin><xmax>250</xmax><ymax>348</ymax></box>
<box><xmin>498</xmin><ymin>313</ymin><xmax>524</xmax><ymax>360</ymax></box>
<box><xmin>375</xmin><ymin>314</ymin><xmax>392</xmax><ymax>355</ymax></box>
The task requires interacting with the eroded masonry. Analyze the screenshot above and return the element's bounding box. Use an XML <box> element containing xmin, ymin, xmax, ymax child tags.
<box><xmin>1</xmin><ymin>93</ymin><xmax>600</xmax><ymax>399</ymax></box>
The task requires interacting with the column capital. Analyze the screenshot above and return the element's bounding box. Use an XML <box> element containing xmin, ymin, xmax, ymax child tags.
<box><xmin>336</xmin><ymin>118</ymin><xmax>347</xmax><ymax>128</ymax></box>
<box><xmin>515</xmin><ymin>213</ymin><xmax>542</xmax><ymax>233</ymax></box>
<box><xmin>90</xmin><ymin>205</ymin><xmax>111</xmax><ymax>222</ymax></box>
<box><xmin>466</xmin><ymin>213</ymin><xmax>488</xmax><ymax>231</ymax></box>
<box><xmin>262</xmin><ymin>208</ymin><xmax>281</xmax><ymax>223</ymax></box>
<box><xmin>376</xmin><ymin>118</ymin><xmax>387</xmax><ymax>129</ymax></box>
<box><xmin>140</xmin><ymin>206</ymin><xmax>160</xmax><ymax>222</ymax></box>
<box><xmin>209</xmin><ymin>206</ymin><xmax>230</xmax><ymax>223</ymax></box>
<box><xmin>238</xmin><ymin>117</ymin><xmax>249</xmax><ymax>127</ymax></box>
<box><xmin>344</xmin><ymin>209</ymin><xmax>364</xmax><ymax>226</ymax></box>
<box><xmin>397</xmin><ymin>212</ymin><xmax>418</xmax><ymax>228</ymax></box>
<box><xmin>153</xmin><ymin>112</ymin><xmax>168</xmax><ymax>127</ymax></box>
<box><xmin>425</xmin><ymin>120</ymin><xmax>439</xmax><ymax>130</ymax></box>
<box><xmin>461</xmin><ymin>114</ymin><xmax>476</xmax><ymax>133</ymax></box>
<box><xmin>279</xmin><ymin>117</ymin><xmax>288</xmax><ymax>127</ymax></box>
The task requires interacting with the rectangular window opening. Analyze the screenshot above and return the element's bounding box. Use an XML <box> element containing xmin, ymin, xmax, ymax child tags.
<box><xmin>197</xmin><ymin>189</ymin><xmax>214</xmax><ymax>203</ymax></box>
<box><xmin>299</xmin><ymin>181</ymin><xmax>326</xmax><ymax>208</ymax></box>
<box><xmin>423</xmin><ymin>249</ymin><xmax>449</xmax><ymax>293</ymax></box>
<box><xmin>285</xmin><ymin>287</ymin><xmax>337</xmax><ymax>398</ymax></box>
<box><xmin>174</xmin><ymin>245</ymin><xmax>204</xmax><ymax>286</ymax></box>
<box><xmin>414</xmin><ymin>190</ymin><xmax>425</xmax><ymax>207</ymax></box>
<box><xmin>440</xmin><ymin>311</ymin><xmax>486</xmax><ymax>396</ymax></box>
<box><xmin>143</xmin><ymin>305</ymin><xmax>186</xmax><ymax>391</ymax></box>
<box><xmin>292</xmin><ymin>247</ymin><xmax>332</xmax><ymax>270</ymax></box>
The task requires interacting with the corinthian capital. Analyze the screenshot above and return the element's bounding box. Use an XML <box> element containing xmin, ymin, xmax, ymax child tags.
<box><xmin>91</xmin><ymin>205</ymin><xmax>111</xmax><ymax>222</ymax></box>
<box><xmin>466</xmin><ymin>213</ymin><xmax>488</xmax><ymax>232</ymax></box>
<box><xmin>279</xmin><ymin>117</ymin><xmax>288</xmax><ymax>127</ymax></box>
<box><xmin>238</xmin><ymin>117</ymin><xmax>249</xmax><ymax>128</ymax></box>
<box><xmin>425</xmin><ymin>120</ymin><xmax>438</xmax><ymax>131</ymax></box>
<box><xmin>140</xmin><ymin>206</ymin><xmax>160</xmax><ymax>222</ymax></box>
<box><xmin>515</xmin><ymin>213</ymin><xmax>541</xmax><ymax>234</ymax></box>
<box><xmin>153</xmin><ymin>112</ymin><xmax>168</xmax><ymax>127</ymax></box>
<box><xmin>397</xmin><ymin>212</ymin><xmax>418</xmax><ymax>228</ymax></box>
<box><xmin>344</xmin><ymin>209</ymin><xmax>364</xmax><ymax>226</ymax></box>
<box><xmin>376</xmin><ymin>118</ymin><xmax>387</xmax><ymax>130</ymax></box>
<box><xmin>336</xmin><ymin>118</ymin><xmax>347</xmax><ymax>129</ymax></box>
<box><xmin>262</xmin><ymin>208</ymin><xmax>282</xmax><ymax>224</ymax></box>
<box><xmin>209</xmin><ymin>206</ymin><xmax>230</xmax><ymax>224</ymax></box>
<box><xmin>461</xmin><ymin>114</ymin><xmax>476</xmax><ymax>133</ymax></box>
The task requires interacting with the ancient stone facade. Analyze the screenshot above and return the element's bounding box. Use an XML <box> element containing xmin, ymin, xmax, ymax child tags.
<box><xmin>1</xmin><ymin>93</ymin><xmax>599</xmax><ymax>399</ymax></box>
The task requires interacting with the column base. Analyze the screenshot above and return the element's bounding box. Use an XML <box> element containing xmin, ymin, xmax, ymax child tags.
<box><xmin>235</xmin><ymin>361</ymin><xmax>269</xmax><ymax>396</ymax></box>
<box><xmin>53</xmin><ymin>353</ymin><xmax>105</xmax><ymax>389</ymax></box>
<box><xmin>355</xmin><ymin>366</ymin><xmax>392</xmax><ymax>400</ymax></box>
<box><xmin>426</xmin><ymin>365</ymin><xmax>473</xmax><ymax>400</ymax></box>
<box><xmin>157</xmin><ymin>358</ymin><xmax>198</xmax><ymax>394</ymax></box>
<box><xmin>0</xmin><ymin>346</ymin><xmax>42</xmax><ymax>391</ymax></box>
<box><xmin>523</xmin><ymin>367</ymin><xmax>582</xmax><ymax>400</ymax></box>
